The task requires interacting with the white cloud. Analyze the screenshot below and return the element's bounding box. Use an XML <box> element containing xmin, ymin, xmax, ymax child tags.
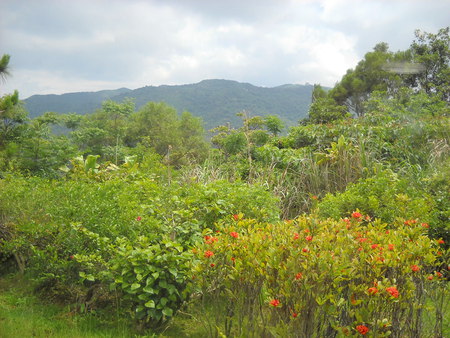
<box><xmin>0</xmin><ymin>0</ymin><xmax>448</xmax><ymax>98</ymax></box>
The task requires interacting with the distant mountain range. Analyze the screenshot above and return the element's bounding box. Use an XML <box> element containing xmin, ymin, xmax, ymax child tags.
<box><xmin>24</xmin><ymin>79</ymin><xmax>313</xmax><ymax>130</ymax></box>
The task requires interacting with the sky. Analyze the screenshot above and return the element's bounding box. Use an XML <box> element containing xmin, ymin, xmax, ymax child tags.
<box><xmin>1</xmin><ymin>0</ymin><xmax>449</xmax><ymax>99</ymax></box>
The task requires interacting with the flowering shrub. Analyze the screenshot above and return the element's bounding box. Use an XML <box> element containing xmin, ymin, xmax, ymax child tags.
<box><xmin>193</xmin><ymin>215</ymin><xmax>447</xmax><ymax>337</ymax></box>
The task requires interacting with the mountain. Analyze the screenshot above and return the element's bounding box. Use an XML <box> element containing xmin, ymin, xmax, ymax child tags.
<box><xmin>24</xmin><ymin>79</ymin><xmax>313</xmax><ymax>130</ymax></box>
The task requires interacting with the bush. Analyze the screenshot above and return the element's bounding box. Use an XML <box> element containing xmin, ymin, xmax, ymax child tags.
<box><xmin>192</xmin><ymin>215</ymin><xmax>447</xmax><ymax>337</ymax></box>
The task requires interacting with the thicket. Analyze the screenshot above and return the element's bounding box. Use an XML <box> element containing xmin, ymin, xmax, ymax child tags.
<box><xmin>0</xmin><ymin>27</ymin><xmax>449</xmax><ymax>337</ymax></box>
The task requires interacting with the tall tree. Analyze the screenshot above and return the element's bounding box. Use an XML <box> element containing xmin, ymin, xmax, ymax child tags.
<box><xmin>406</xmin><ymin>27</ymin><xmax>450</xmax><ymax>102</ymax></box>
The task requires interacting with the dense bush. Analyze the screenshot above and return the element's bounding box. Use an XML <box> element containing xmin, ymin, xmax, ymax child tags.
<box><xmin>192</xmin><ymin>215</ymin><xmax>448</xmax><ymax>337</ymax></box>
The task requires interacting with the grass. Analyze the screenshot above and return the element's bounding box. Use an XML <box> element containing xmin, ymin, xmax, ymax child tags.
<box><xmin>0</xmin><ymin>273</ymin><xmax>131</xmax><ymax>338</ymax></box>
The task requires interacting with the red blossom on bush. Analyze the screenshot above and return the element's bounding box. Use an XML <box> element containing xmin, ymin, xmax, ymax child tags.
<box><xmin>231</xmin><ymin>257</ymin><xmax>236</xmax><ymax>262</ymax></box>
<box><xmin>352</xmin><ymin>211</ymin><xmax>362</xmax><ymax>219</ymax></box>
<box><xmin>230</xmin><ymin>232</ymin><xmax>239</xmax><ymax>238</ymax></box>
<box><xmin>232</xmin><ymin>214</ymin><xmax>240</xmax><ymax>221</ymax></box>
<box><xmin>302</xmin><ymin>248</ymin><xmax>309</xmax><ymax>253</ymax></box>
<box><xmin>421</xmin><ymin>223</ymin><xmax>429</xmax><ymax>228</ymax></box>
<box><xmin>411</xmin><ymin>265</ymin><xmax>420</xmax><ymax>272</ymax></box>
<box><xmin>305</xmin><ymin>235</ymin><xmax>313</xmax><ymax>241</ymax></box>
<box><xmin>437</xmin><ymin>239</ymin><xmax>445</xmax><ymax>244</ymax></box>
<box><xmin>371</xmin><ymin>244</ymin><xmax>379</xmax><ymax>250</ymax></box>
<box><xmin>270</xmin><ymin>299</ymin><xmax>280</xmax><ymax>307</ymax></box>
<box><xmin>311</xmin><ymin>195</ymin><xmax>318</xmax><ymax>200</ymax></box>
<box><xmin>204</xmin><ymin>250</ymin><xmax>214</xmax><ymax>258</ymax></box>
<box><xmin>368</xmin><ymin>287</ymin><xmax>378</xmax><ymax>295</ymax></box>
<box><xmin>136</xmin><ymin>216</ymin><xmax>142</xmax><ymax>221</ymax></box>
<box><xmin>210</xmin><ymin>263</ymin><xmax>215</xmax><ymax>267</ymax></box>
<box><xmin>388</xmin><ymin>244</ymin><xmax>395</xmax><ymax>251</ymax></box>
<box><xmin>292</xmin><ymin>312</ymin><xmax>298</xmax><ymax>318</ymax></box>
<box><xmin>69</xmin><ymin>255</ymin><xmax>75</xmax><ymax>260</ymax></box>
<box><xmin>404</xmin><ymin>219</ymin><xmax>417</xmax><ymax>226</ymax></box>
<box><xmin>295</xmin><ymin>272</ymin><xmax>303</xmax><ymax>280</ymax></box>
<box><xmin>427</xmin><ymin>275</ymin><xmax>433</xmax><ymax>280</ymax></box>
<box><xmin>356</xmin><ymin>325</ymin><xmax>369</xmax><ymax>335</ymax></box>
<box><xmin>358</xmin><ymin>238</ymin><xmax>369</xmax><ymax>243</ymax></box>
<box><xmin>386</xmin><ymin>286</ymin><xmax>399</xmax><ymax>298</ymax></box>
<box><xmin>436</xmin><ymin>271</ymin><xmax>443</xmax><ymax>278</ymax></box>
<box><xmin>293</xmin><ymin>233</ymin><xmax>300</xmax><ymax>240</ymax></box>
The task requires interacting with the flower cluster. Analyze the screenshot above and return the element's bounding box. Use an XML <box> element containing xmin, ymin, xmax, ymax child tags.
<box><xmin>356</xmin><ymin>325</ymin><xmax>369</xmax><ymax>335</ymax></box>
<box><xmin>386</xmin><ymin>286</ymin><xmax>399</xmax><ymax>298</ymax></box>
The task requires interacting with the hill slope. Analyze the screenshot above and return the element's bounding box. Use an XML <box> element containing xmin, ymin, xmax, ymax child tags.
<box><xmin>24</xmin><ymin>79</ymin><xmax>313</xmax><ymax>129</ymax></box>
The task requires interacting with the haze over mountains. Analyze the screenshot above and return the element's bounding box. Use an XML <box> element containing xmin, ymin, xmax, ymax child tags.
<box><xmin>24</xmin><ymin>79</ymin><xmax>314</xmax><ymax>130</ymax></box>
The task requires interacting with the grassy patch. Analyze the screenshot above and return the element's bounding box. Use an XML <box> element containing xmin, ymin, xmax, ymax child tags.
<box><xmin>0</xmin><ymin>274</ymin><xmax>130</xmax><ymax>338</ymax></box>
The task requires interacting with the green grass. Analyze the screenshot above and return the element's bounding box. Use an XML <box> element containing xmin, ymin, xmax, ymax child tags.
<box><xmin>0</xmin><ymin>274</ymin><xmax>131</xmax><ymax>338</ymax></box>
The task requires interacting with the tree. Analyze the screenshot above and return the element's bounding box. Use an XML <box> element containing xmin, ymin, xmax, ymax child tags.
<box><xmin>0</xmin><ymin>54</ymin><xmax>11</xmax><ymax>82</ymax></box>
<box><xmin>329</xmin><ymin>43</ymin><xmax>402</xmax><ymax>116</ymax></box>
<box><xmin>264</xmin><ymin>115</ymin><xmax>284</xmax><ymax>136</ymax></box>
<box><xmin>406</xmin><ymin>27</ymin><xmax>450</xmax><ymax>102</ymax></box>
<box><xmin>308</xmin><ymin>97</ymin><xmax>349</xmax><ymax>124</ymax></box>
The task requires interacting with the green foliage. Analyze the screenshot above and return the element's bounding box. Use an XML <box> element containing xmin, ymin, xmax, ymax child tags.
<box><xmin>193</xmin><ymin>216</ymin><xmax>448</xmax><ymax>337</ymax></box>
<box><xmin>308</xmin><ymin>97</ymin><xmax>350</xmax><ymax>124</ymax></box>
<box><xmin>317</xmin><ymin>170</ymin><xmax>434</xmax><ymax>224</ymax></box>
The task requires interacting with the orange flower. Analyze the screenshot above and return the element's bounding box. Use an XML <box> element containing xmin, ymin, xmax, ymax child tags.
<box><xmin>386</xmin><ymin>286</ymin><xmax>399</xmax><ymax>298</ymax></box>
<box><xmin>368</xmin><ymin>287</ymin><xmax>378</xmax><ymax>295</ymax></box>
<box><xmin>421</xmin><ymin>223</ymin><xmax>429</xmax><ymax>228</ymax></box>
<box><xmin>437</xmin><ymin>239</ymin><xmax>445</xmax><ymax>244</ymax></box>
<box><xmin>427</xmin><ymin>275</ymin><xmax>433</xmax><ymax>280</ymax></box>
<box><xmin>352</xmin><ymin>211</ymin><xmax>362</xmax><ymax>219</ymax></box>
<box><xmin>204</xmin><ymin>250</ymin><xmax>214</xmax><ymax>258</ymax></box>
<box><xmin>411</xmin><ymin>265</ymin><xmax>420</xmax><ymax>272</ymax></box>
<box><xmin>230</xmin><ymin>232</ymin><xmax>239</xmax><ymax>238</ymax></box>
<box><xmin>302</xmin><ymin>248</ymin><xmax>309</xmax><ymax>253</ymax></box>
<box><xmin>232</xmin><ymin>214</ymin><xmax>239</xmax><ymax>221</ymax></box>
<box><xmin>356</xmin><ymin>325</ymin><xmax>369</xmax><ymax>335</ymax></box>
<box><xmin>293</xmin><ymin>233</ymin><xmax>300</xmax><ymax>240</ymax></box>
<box><xmin>371</xmin><ymin>244</ymin><xmax>379</xmax><ymax>250</ymax></box>
<box><xmin>436</xmin><ymin>271</ymin><xmax>443</xmax><ymax>278</ymax></box>
<box><xmin>388</xmin><ymin>244</ymin><xmax>395</xmax><ymax>251</ymax></box>
<box><xmin>305</xmin><ymin>235</ymin><xmax>313</xmax><ymax>241</ymax></box>
<box><xmin>270</xmin><ymin>299</ymin><xmax>280</xmax><ymax>307</ymax></box>
<box><xmin>295</xmin><ymin>272</ymin><xmax>303</xmax><ymax>280</ymax></box>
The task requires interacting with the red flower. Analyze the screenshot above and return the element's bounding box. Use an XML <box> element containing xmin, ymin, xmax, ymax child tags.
<box><xmin>368</xmin><ymin>287</ymin><xmax>378</xmax><ymax>295</ymax></box>
<box><xmin>421</xmin><ymin>223</ymin><xmax>429</xmax><ymax>228</ymax></box>
<box><xmin>69</xmin><ymin>255</ymin><xmax>75</xmax><ymax>260</ymax></box>
<box><xmin>358</xmin><ymin>238</ymin><xmax>369</xmax><ymax>243</ymax></box>
<box><xmin>352</xmin><ymin>212</ymin><xmax>362</xmax><ymax>219</ymax></box>
<box><xmin>343</xmin><ymin>218</ymin><xmax>350</xmax><ymax>224</ymax></box>
<box><xmin>304</xmin><ymin>229</ymin><xmax>310</xmax><ymax>233</ymax></box>
<box><xmin>311</xmin><ymin>195</ymin><xmax>318</xmax><ymax>200</ymax></box>
<box><xmin>436</xmin><ymin>271</ymin><xmax>443</xmax><ymax>278</ymax></box>
<box><xmin>404</xmin><ymin>219</ymin><xmax>417</xmax><ymax>226</ymax></box>
<box><xmin>270</xmin><ymin>299</ymin><xmax>280</xmax><ymax>307</ymax></box>
<box><xmin>305</xmin><ymin>235</ymin><xmax>313</xmax><ymax>241</ymax></box>
<box><xmin>210</xmin><ymin>263</ymin><xmax>215</xmax><ymax>267</ymax></box>
<box><xmin>295</xmin><ymin>272</ymin><xmax>303</xmax><ymax>280</ymax></box>
<box><xmin>232</xmin><ymin>214</ymin><xmax>240</xmax><ymax>221</ymax></box>
<box><xmin>357</xmin><ymin>247</ymin><xmax>363</xmax><ymax>252</ymax></box>
<box><xmin>293</xmin><ymin>233</ymin><xmax>300</xmax><ymax>240</ymax></box>
<box><xmin>437</xmin><ymin>239</ymin><xmax>445</xmax><ymax>244</ymax></box>
<box><xmin>136</xmin><ymin>216</ymin><xmax>142</xmax><ymax>221</ymax></box>
<box><xmin>302</xmin><ymin>248</ymin><xmax>309</xmax><ymax>253</ymax></box>
<box><xmin>427</xmin><ymin>275</ymin><xmax>433</xmax><ymax>280</ymax></box>
<box><xmin>411</xmin><ymin>265</ymin><xmax>420</xmax><ymax>272</ymax></box>
<box><xmin>386</xmin><ymin>286</ymin><xmax>399</xmax><ymax>298</ymax></box>
<box><xmin>388</xmin><ymin>244</ymin><xmax>394</xmax><ymax>251</ymax></box>
<box><xmin>230</xmin><ymin>232</ymin><xmax>239</xmax><ymax>238</ymax></box>
<box><xmin>204</xmin><ymin>250</ymin><xmax>214</xmax><ymax>258</ymax></box>
<box><xmin>371</xmin><ymin>244</ymin><xmax>379</xmax><ymax>250</ymax></box>
<box><xmin>231</xmin><ymin>257</ymin><xmax>236</xmax><ymax>263</ymax></box>
<box><xmin>356</xmin><ymin>325</ymin><xmax>369</xmax><ymax>335</ymax></box>
<box><xmin>292</xmin><ymin>312</ymin><xmax>298</xmax><ymax>318</ymax></box>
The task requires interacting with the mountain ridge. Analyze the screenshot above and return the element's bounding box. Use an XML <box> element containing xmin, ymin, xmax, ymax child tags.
<box><xmin>24</xmin><ymin>79</ymin><xmax>313</xmax><ymax>129</ymax></box>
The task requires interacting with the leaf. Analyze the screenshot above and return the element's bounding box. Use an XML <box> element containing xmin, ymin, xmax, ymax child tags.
<box><xmin>131</xmin><ymin>283</ymin><xmax>141</xmax><ymax>290</ymax></box>
<box><xmin>145</xmin><ymin>300</ymin><xmax>155</xmax><ymax>308</ymax></box>
<box><xmin>162</xmin><ymin>308</ymin><xmax>173</xmax><ymax>317</ymax></box>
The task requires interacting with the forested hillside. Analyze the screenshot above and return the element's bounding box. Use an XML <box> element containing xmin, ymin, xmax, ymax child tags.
<box><xmin>24</xmin><ymin>79</ymin><xmax>314</xmax><ymax>130</ymax></box>
<box><xmin>0</xmin><ymin>27</ymin><xmax>449</xmax><ymax>337</ymax></box>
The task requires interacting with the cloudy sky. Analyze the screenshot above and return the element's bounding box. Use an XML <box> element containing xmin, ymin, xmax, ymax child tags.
<box><xmin>1</xmin><ymin>0</ymin><xmax>449</xmax><ymax>98</ymax></box>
